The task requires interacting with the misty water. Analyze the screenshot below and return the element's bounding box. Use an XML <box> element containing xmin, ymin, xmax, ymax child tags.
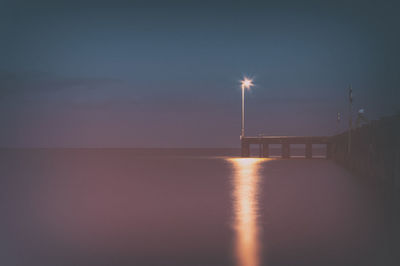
<box><xmin>0</xmin><ymin>149</ymin><xmax>394</xmax><ymax>266</ymax></box>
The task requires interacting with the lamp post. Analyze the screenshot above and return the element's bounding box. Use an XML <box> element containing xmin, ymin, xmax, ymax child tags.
<box><xmin>348</xmin><ymin>84</ymin><xmax>353</xmax><ymax>154</ymax></box>
<box><xmin>240</xmin><ymin>77</ymin><xmax>254</xmax><ymax>138</ymax></box>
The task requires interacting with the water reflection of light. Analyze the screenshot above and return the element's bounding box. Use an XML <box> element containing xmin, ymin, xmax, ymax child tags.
<box><xmin>228</xmin><ymin>158</ymin><xmax>267</xmax><ymax>266</ymax></box>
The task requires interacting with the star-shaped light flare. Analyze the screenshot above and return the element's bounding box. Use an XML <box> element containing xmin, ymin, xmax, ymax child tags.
<box><xmin>241</xmin><ymin>77</ymin><xmax>254</xmax><ymax>90</ymax></box>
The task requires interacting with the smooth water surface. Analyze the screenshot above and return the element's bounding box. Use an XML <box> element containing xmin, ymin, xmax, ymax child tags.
<box><xmin>0</xmin><ymin>149</ymin><xmax>391</xmax><ymax>266</ymax></box>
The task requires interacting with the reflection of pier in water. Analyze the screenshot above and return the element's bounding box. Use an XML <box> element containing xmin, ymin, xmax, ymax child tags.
<box><xmin>229</xmin><ymin>158</ymin><xmax>266</xmax><ymax>266</ymax></box>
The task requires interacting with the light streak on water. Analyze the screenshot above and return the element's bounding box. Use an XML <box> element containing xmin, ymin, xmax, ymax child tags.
<box><xmin>228</xmin><ymin>158</ymin><xmax>267</xmax><ymax>266</ymax></box>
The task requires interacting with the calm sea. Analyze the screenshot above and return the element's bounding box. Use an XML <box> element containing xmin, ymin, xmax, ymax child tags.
<box><xmin>0</xmin><ymin>149</ymin><xmax>395</xmax><ymax>266</ymax></box>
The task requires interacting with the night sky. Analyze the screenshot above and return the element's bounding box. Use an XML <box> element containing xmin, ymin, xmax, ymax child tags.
<box><xmin>1</xmin><ymin>0</ymin><xmax>399</xmax><ymax>147</ymax></box>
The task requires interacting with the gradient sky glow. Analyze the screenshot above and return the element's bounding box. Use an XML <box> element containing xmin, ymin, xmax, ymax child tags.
<box><xmin>1</xmin><ymin>0</ymin><xmax>399</xmax><ymax>147</ymax></box>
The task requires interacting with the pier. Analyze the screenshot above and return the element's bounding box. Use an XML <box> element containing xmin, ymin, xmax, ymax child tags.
<box><xmin>240</xmin><ymin>114</ymin><xmax>400</xmax><ymax>192</ymax></box>
<box><xmin>241</xmin><ymin>136</ymin><xmax>332</xmax><ymax>158</ymax></box>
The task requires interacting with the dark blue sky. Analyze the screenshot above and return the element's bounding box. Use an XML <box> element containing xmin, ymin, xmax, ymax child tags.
<box><xmin>1</xmin><ymin>0</ymin><xmax>399</xmax><ymax>147</ymax></box>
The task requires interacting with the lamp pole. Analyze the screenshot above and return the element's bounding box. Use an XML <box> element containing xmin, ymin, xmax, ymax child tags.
<box><xmin>348</xmin><ymin>84</ymin><xmax>353</xmax><ymax>154</ymax></box>
<box><xmin>240</xmin><ymin>77</ymin><xmax>254</xmax><ymax>139</ymax></box>
<box><xmin>241</xmin><ymin>85</ymin><xmax>245</xmax><ymax>138</ymax></box>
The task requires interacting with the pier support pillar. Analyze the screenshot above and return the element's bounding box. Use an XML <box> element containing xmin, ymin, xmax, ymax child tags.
<box><xmin>305</xmin><ymin>143</ymin><xmax>312</xmax><ymax>159</ymax></box>
<box><xmin>262</xmin><ymin>143</ymin><xmax>269</xmax><ymax>158</ymax></box>
<box><xmin>326</xmin><ymin>143</ymin><xmax>332</xmax><ymax>159</ymax></box>
<box><xmin>282</xmin><ymin>143</ymin><xmax>290</xmax><ymax>158</ymax></box>
<box><xmin>241</xmin><ymin>142</ymin><xmax>250</xmax><ymax>157</ymax></box>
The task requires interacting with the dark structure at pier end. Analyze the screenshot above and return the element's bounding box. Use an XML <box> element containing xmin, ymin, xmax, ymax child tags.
<box><xmin>330</xmin><ymin>114</ymin><xmax>400</xmax><ymax>189</ymax></box>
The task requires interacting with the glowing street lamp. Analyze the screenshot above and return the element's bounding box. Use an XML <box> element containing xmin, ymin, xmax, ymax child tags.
<box><xmin>240</xmin><ymin>77</ymin><xmax>254</xmax><ymax>138</ymax></box>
